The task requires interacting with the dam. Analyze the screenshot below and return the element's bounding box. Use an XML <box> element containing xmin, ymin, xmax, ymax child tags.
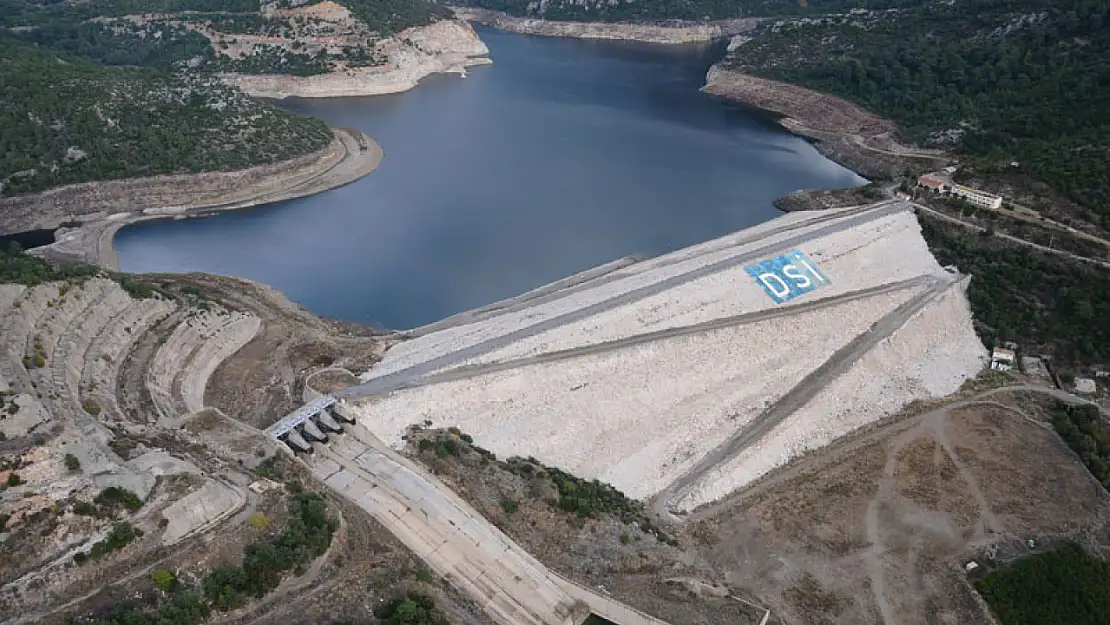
<box><xmin>332</xmin><ymin>200</ymin><xmax>985</xmax><ymax>511</ymax></box>
<box><xmin>266</xmin><ymin>199</ymin><xmax>982</xmax><ymax>624</ymax></box>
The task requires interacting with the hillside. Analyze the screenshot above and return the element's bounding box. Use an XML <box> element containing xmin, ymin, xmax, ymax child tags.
<box><xmin>1</xmin><ymin>0</ymin><xmax>451</xmax><ymax>76</ymax></box>
<box><xmin>721</xmin><ymin>0</ymin><xmax>1109</xmax><ymax>228</ymax></box>
<box><xmin>0</xmin><ymin>39</ymin><xmax>334</xmax><ymax>198</ymax></box>
<box><xmin>447</xmin><ymin>0</ymin><xmax>918</xmax><ymax>22</ymax></box>
<box><xmin>0</xmin><ymin>0</ymin><xmax>461</xmax><ymax>200</ymax></box>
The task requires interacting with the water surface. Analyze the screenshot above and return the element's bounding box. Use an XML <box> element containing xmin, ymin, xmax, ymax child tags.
<box><xmin>115</xmin><ymin>27</ymin><xmax>864</xmax><ymax>329</ymax></box>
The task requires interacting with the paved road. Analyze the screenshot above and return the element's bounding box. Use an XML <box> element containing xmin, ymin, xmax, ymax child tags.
<box><xmin>340</xmin><ymin>201</ymin><xmax>911</xmax><ymax>399</ymax></box>
<box><xmin>307</xmin><ymin>424</ymin><xmax>671</xmax><ymax>625</ymax></box>
<box><xmin>651</xmin><ymin>273</ymin><xmax>956</xmax><ymax>516</ymax></box>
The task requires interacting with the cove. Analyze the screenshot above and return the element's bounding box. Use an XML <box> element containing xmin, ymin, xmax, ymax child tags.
<box><xmin>114</xmin><ymin>26</ymin><xmax>865</xmax><ymax>330</ymax></box>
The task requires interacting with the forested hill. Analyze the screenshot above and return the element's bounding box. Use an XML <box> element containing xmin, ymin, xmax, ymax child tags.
<box><xmin>0</xmin><ymin>38</ymin><xmax>334</xmax><ymax>197</ymax></box>
<box><xmin>727</xmin><ymin>0</ymin><xmax>1109</xmax><ymax>227</ymax></box>
<box><xmin>448</xmin><ymin>0</ymin><xmax>919</xmax><ymax>22</ymax></box>
<box><xmin>0</xmin><ymin>0</ymin><xmax>451</xmax><ymax>197</ymax></box>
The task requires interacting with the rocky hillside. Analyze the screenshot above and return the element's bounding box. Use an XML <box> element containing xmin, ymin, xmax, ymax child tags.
<box><xmin>0</xmin><ymin>250</ymin><xmax>493</xmax><ymax>624</ymax></box>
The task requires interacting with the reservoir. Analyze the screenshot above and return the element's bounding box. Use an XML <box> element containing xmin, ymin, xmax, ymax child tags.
<box><xmin>114</xmin><ymin>26</ymin><xmax>864</xmax><ymax>329</ymax></box>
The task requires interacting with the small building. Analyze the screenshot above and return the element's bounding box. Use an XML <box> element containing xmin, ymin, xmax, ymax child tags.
<box><xmin>991</xmin><ymin>347</ymin><xmax>1016</xmax><ymax>371</ymax></box>
<box><xmin>917</xmin><ymin>175</ymin><xmax>948</xmax><ymax>192</ymax></box>
<box><xmin>895</xmin><ymin>190</ymin><xmax>912</xmax><ymax>201</ymax></box>
<box><xmin>1075</xmin><ymin>377</ymin><xmax>1097</xmax><ymax>395</ymax></box>
<box><xmin>952</xmin><ymin>184</ymin><xmax>1003</xmax><ymax>210</ymax></box>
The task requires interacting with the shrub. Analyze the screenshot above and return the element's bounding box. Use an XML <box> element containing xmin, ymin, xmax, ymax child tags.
<box><xmin>94</xmin><ymin>486</ymin><xmax>143</xmax><ymax>513</ymax></box>
<box><xmin>248</xmin><ymin>512</ymin><xmax>269</xmax><ymax>529</ymax></box>
<box><xmin>620</xmin><ymin>533</ymin><xmax>630</xmax><ymax>545</ymax></box>
<box><xmin>375</xmin><ymin>591</ymin><xmax>447</xmax><ymax>625</ymax></box>
<box><xmin>203</xmin><ymin>491</ymin><xmax>336</xmax><ymax>611</ymax></box>
<box><xmin>151</xmin><ymin>569</ymin><xmax>176</xmax><ymax>592</ymax></box>
<box><xmin>64</xmin><ymin>453</ymin><xmax>81</xmax><ymax>472</ymax></box>
<box><xmin>72</xmin><ymin>501</ymin><xmax>98</xmax><ymax>516</ymax></box>
<box><xmin>499</xmin><ymin>498</ymin><xmax>519</xmax><ymax>514</ymax></box>
<box><xmin>7</xmin><ymin>473</ymin><xmax>22</xmax><ymax>487</ymax></box>
<box><xmin>81</xmin><ymin>398</ymin><xmax>101</xmax><ymax>416</ymax></box>
<box><xmin>414</xmin><ymin>568</ymin><xmax>433</xmax><ymax>583</ymax></box>
<box><xmin>418</xmin><ymin>438</ymin><xmax>434</xmax><ymax>452</ymax></box>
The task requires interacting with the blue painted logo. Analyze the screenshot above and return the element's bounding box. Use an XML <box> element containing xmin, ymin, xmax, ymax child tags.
<box><xmin>745</xmin><ymin>250</ymin><xmax>830</xmax><ymax>304</ymax></box>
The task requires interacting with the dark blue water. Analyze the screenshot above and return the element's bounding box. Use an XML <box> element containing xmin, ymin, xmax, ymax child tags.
<box><xmin>115</xmin><ymin>26</ymin><xmax>864</xmax><ymax>329</ymax></box>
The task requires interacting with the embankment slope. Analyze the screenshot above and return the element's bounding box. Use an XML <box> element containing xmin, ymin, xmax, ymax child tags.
<box><xmin>342</xmin><ymin>201</ymin><xmax>986</xmax><ymax>513</ymax></box>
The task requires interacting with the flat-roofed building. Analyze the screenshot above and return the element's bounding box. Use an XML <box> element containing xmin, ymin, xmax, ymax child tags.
<box><xmin>991</xmin><ymin>347</ymin><xmax>1016</xmax><ymax>371</ymax></box>
<box><xmin>952</xmin><ymin>184</ymin><xmax>1003</xmax><ymax>210</ymax></box>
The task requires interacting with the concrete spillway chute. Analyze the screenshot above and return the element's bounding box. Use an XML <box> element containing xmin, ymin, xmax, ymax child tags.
<box><xmin>281</xmin><ymin>430</ymin><xmax>313</xmax><ymax>454</ymax></box>
<box><xmin>316</xmin><ymin>411</ymin><xmax>344</xmax><ymax>433</ymax></box>
<box><xmin>327</xmin><ymin>404</ymin><xmax>356</xmax><ymax>425</ymax></box>
<box><xmin>300</xmin><ymin>420</ymin><xmax>329</xmax><ymax>443</ymax></box>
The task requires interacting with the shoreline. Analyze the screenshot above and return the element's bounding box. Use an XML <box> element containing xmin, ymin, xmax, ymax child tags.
<box><xmin>34</xmin><ymin>127</ymin><xmax>382</xmax><ymax>270</ymax></box>
<box><xmin>700</xmin><ymin>64</ymin><xmax>948</xmax><ymax>185</ymax></box>
<box><xmin>222</xmin><ymin>19</ymin><xmax>492</xmax><ymax>100</ymax></box>
<box><xmin>452</xmin><ymin>7</ymin><xmax>757</xmax><ymax>44</ymax></box>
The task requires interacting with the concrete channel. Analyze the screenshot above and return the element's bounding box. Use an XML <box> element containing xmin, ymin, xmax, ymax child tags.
<box><xmin>296</xmin><ymin>422</ymin><xmax>673</xmax><ymax>625</ymax></box>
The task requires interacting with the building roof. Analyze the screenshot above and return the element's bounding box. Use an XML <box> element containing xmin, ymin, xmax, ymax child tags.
<box><xmin>917</xmin><ymin>176</ymin><xmax>946</xmax><ymax>189</ymax></box>
<box><xmin>992</xmin><ymin>347</ymin><xmax>1016</xmax><ymax>359</ymax></box>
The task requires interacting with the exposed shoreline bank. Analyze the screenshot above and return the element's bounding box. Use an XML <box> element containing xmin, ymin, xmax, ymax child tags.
<box><xmin>32</xmin><ymin>127</ymin><xmax>382</xmax><ymax>270</ymax></box>
<box><xmin>452</xmin><ymin>7</ymin><xmax>757</xmax><ymax>44</ymax></box>
<box><xmin>222</xmin><ymin>19</ymin><xmax>491</xmax><ymax>100</ymax></box>
<box><xmin>700</xmin><ymin>63</ymin><xmax>948</xmax><ymax>189</ymax></box>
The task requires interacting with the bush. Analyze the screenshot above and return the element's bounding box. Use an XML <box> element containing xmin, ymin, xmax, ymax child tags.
<box><xmin>499</xmin><ymin>498</ymin><xmax>519</xmax><ymax>514</ymax></box>
<box><xmin>414</xmin><ymin>568</ymin><xmax>433</xmax><ymax>583</ymax></box>
<box><xmin>248</xmin><ymin>512</ymin><xmax>269</xmax><ymax>529</ymax></box>
<box><xmin>95</xmin><ymin>486</ymin><xmax>143</xmax><ymax>513</ymax></box>
<box><xmin>375</xmin><ymin>591</ymin><xmax>447</xmax><ymax>625</ymax></box>
<box><xmin>64</xmin><ymin>453</ymin><xmax>81</xmax><ymax>472</ymax></box>
<box><xmin>7</xmin><ymin>473</ymin><xmax>22</xmax><ymax>487</ymax></box>
<box><xmin>203</xmin><ymin>491</ymin><xmax>336</xmax><ymax>610</ymax></box>
<box><xmin>87</xmin><ymin>521</ymin><xmax>142</xmax><ymax>560</ymax></box>
<box><xmin>151</xmin><ymin>568</ymin><xmax>176</xmax><ymax>592</ymax></box>
<box><xmin>73</xmin><ymin>501</ymin><xmax>98</xmax><ymax>516</ymax></box>
<box><xmin>620</xmin><ymin>532</ymin><xmax>630</xmax><ymax>545</ymax></box>
<box><xmin>81</xmin><ymin>398</ymin><xmax>102</xmax><ymax>416</ymax></box>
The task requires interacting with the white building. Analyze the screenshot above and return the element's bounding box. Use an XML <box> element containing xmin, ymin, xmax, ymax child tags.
<box><xmin>1075</xmin><ymin>378</ymin><xmax>1097</xmax><ymax>395</ymax></box>
<box><xmin>991</xmin><ymin>347</ymin><xmax>1016</xmax><ymax>371</ymax></box>
<box><xmin>952</xmin><ymin>184</ymin><xmax>1003</xmax><ymax>210</ymax></box>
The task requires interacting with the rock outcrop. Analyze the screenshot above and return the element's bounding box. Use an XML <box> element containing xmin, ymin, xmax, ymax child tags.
<box><xmin>453</xmin><ymin>7</ymin><xmax>757</xmax><ymax>44</ymax></box>
<box><xmin>223</xmin><ymin>19</ymin><xmax>491</xmax><ymax>99</ymax></box>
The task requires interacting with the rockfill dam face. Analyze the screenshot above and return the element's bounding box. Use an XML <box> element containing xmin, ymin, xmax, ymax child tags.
<box><xmin>323</xmin><ymin>200</ymin><xmax>986</xmax><ymax>513</ymax></box>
